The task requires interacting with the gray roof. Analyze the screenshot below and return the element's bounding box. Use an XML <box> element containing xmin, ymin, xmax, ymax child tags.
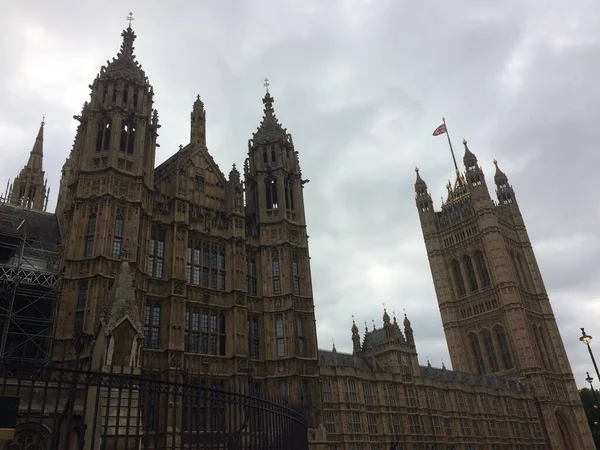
<box><xmin>0</xmin><ymin>203</ymin><xmax>60</xmax><ymax>246</ymax></box>
<box><xmin>419</xmin><ymin>365</ymin><xmax>526</xmax><ymax>393</ymax></box>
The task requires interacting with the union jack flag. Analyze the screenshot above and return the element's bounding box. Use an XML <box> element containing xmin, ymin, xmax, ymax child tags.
<box><xmin>432</xmin><ymin>123</ymin><xmax>447</xmax><ymax>136</ymax></box>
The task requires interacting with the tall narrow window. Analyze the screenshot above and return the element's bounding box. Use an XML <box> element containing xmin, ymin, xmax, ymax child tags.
<box><xmin>246</xmin><ymin>258</ymin><xmax>257</xmax><ymax>296</ymax></box>
<box><xmin>517</xmin><ymin>254</ymin><xmax>531</xmax><ymax>291</ymax></box>
<box><xmin>495</xmin><ymin>327</ymin><xmax>514</xmax><ymax>370</ymax></box>
<box><xmin>95</xmin><ymin>119</ymin><xmax>111</xmax><ymax>152</ymax></box>
<box><xmin>218</xmin><ymin>248</ymin><xmax>226</xmax><ymax>290</ymax></box>
<box><xmin>186</xmin><ymin>242</ymin><xmax>201</xmax><ymax>285</ymax></box>
<box><xmin>470</xmin><ymin>333</ymin><xmax>485</xmax><ymax>375</ymax></box>
<box><xmin>292</xmin><ymin>255</ymin><xmax>300</xmax><ymax>295</ymax></box>
<box><xmin>218</xmin><ymin>312</ymin><xmax>226</xmax><ymax>356</ymax></box>
<box><xmin>74</xmin><ymin>283</ymin><xmax>88</xmax><ymax>334</ymax></box>
<box><xmin>452</xmin><ymin>259</ymin><xmax>466</xmax><ymax>296</ymax></box>
<box><xmin>510</xmin><ymin>252</ymin><xmax>523</xmax><ymax>287</ymax></box>
<box><xmin>148</xmin><ymin>228</ymin><xmax>165</xmax><ymax>278</ymax></box>
<box><xmin>144</xmin><ymin>301</ymin><xmax>161</xmax><ymax>349</ymax></box>
<box><xmin>112</xmin><ymin>214</ymin><xmax>124</xmax><ymax>258</ymax></box>
<box><xmin>297</xmin><ymin>314</ymin><xmax>306</xmax><ymax>357</ymax></box>
<box><xmin>475</xmin><ymin>251</ymin><xmax>491</xmax><ymax>287</ymax></box>
<box><xmin>210</xmin><ymin>248</ymin><xmax>218</xmax><ymax>288</ymax></box>
<box><xmin>273</xmin><ymin>258</ymin><xmax>281</xmax><ymax>295</ymax></box>
<box><xmin>248</xmin><ymin>316</ymin><xmax>260</xmax><ymax>359</ymax></box>
<box><xmin>265</xmin><ymin>178</ymin><xmax>278</xmax><ymax>209</ymax></box>
<box><xmin>84</xmin><ymin>214</ymin><xmax>96</xmax><ymax>258</ymax></box>
<box><xmin>463</xmin><ymin>255</ymin><xmax>478</xmax><ymax>292</ymax></box>
<box><xmin>276</xmin><ymin>314</ymin><xmax>285</xmax><ymax>357</ymax></box>
<box><xmin>285</xmin><ymin>180</ymin><xmax>295</xmax><ymax>210</ymax></box>
<box><xmin>119</xmin><ymin>121</ymin><xmax>136</xmax><ymax>154</ymax></box>
<box><xmin>482</xmin><ymin>329</ymin><xmax>500</xmax><ymax>373</ymax></box>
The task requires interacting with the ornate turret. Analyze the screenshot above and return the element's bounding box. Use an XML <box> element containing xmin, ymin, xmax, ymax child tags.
<box><xmin>403</xmin><ymin>312</ymin><xmax>414</xmax><ymax>346</ymax></box>
<box><xmin>190</xmin><ymin>95</ymin><xmax>206</xmax><ymax>146</ymax></box>
<box><xmin>462</xmin><ymin>139</ymin><xmax>488</xmax><ymax>195</ymax></box>
<box><xmin>494</xmin><ymin>159</ymin><xmax>516</xmax><ymax>205</ymax></box>
<box><xmin>414</xmin><ymin>167</ymin><xmax>433</xmax><ymax>214</ymax></box>
<box><xmin>352</xmin><ymin>317</ymin><xmax>361</xmax><ymax>354</ymax></box>
<box><xmin>8</xmin><ymin>119</ymin><xmax>50</xmax><ymax>211</ymax></box>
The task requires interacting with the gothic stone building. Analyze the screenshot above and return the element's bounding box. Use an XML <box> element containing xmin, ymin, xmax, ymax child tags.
<box><xmin>0</xmin><ymin>22</ymin><xmax>594</xmax><ymax>450</ymax></box>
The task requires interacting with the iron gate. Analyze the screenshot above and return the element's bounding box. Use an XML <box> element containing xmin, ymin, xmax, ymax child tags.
<box><xmin>0</xmin><ymin>358</ymin><xmax>308</xmax><ymax>450</ymax></box>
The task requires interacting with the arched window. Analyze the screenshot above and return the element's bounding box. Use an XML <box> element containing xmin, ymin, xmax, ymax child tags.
<box><xmin>510</xmin><ymin>251</ymin><xmax>523</xmax><ymax>287</ymax></box>
<box><xmin>452</xmin><ymin>260</ymin><xmax>466</xmax><ymax>296</ymax></box>
<box><xmin>112</xmin><ymin>214</ymin><xmax>124</xmax><ymax>258</ymax></box>
<box><xmin>474</xmin><ymin>251</ymin><xmax>491</xmax><ymax>287</ymax></box>
<box><xmin>470</xmin><ymin>333</ymin><xmax>485</xmax><ymax>375</ymax></box>
<box><xmin>84</xmin><ymin>214</ymin><xmax>96</xmax><ymax>257</ymax></box>
<box><xmin>463</xmin><ymin>255</ymin><xmax>479</xmax><ymax>292</ymax></box>
<box><xmin>540</xmin><ymin>326</ymin><xmax>557</xmax><ymax>372</ymax></box>
<box><xmin>271</xmin><ymin>149</ymin><xmax>276</xmax><ymax>162</ymax></box>
<box><xmin>272</xmin><ymin>258</ymin><xmax>281</xmax><ymax>295</ymax></box>
<box><xmin>482</xmin><ymin>329</ymin><xmax>500</xmax><ymax>373</ymax></box>
<box><xmin>119</xmin><ymin>121</ymin><xmax>136</xmax><ymax>154</ymax></box>
<box><xmin>263</xmin><ymin>151</ymin><xmax>268</xmax><ymax>163</ymax></box>
<box><xmin>534</xmin><ymin>325</ymin><xmax>549</xmax><ymax>369</ymax></box>
<box><xmin>495</xmin><ymin>327</ymin><xmax>514</xmax><ymax>370</ymax></box>
<box><xmin>96</xmin><ymin>119</ymin><xmax>112</xmax><ymax>152</ymax></box>
<box><xmin>517</xmin><ymin>254</ymin><xmax>531</xmax><ymax>291</ymax></box>
<box><xmin>285</xmin><ymin>179</ymin><xmax>295</xmax><ymax>210</ymax></box>
<box><xmin>265</xmin><ymin>177</ymin><xmax>278</xmax><ymax>209</ymax></box>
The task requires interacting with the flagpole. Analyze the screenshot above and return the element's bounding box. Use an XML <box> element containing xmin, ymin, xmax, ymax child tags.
<box><xmin>442</xmin><ymin>117</ymin><xmax>459</xmax><ymax>172</ymax></box>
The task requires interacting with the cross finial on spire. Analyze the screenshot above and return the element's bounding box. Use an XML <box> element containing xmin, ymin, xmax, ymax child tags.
<box><xmin>263</xmin><ymin>78</ymin><xmax>270</xmax><ymax>93</ymax></box>
<box><xmin>126</xmin><ymin>11</ymin><xmax>135</xmax><ymax>28</ymax></box>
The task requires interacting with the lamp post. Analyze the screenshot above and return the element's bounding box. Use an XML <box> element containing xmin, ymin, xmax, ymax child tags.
<box><xmin>585</xmin><ymin>372</ymin><xmax>600</xmax><ymax>410</ymax></box>
<box><xmin>580</xmin><ymin>328</ymin><xmax>600</xmax><ymax>382</ymax></box>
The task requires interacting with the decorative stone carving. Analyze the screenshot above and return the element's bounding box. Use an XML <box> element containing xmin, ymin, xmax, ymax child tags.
<box><xmin>100</xmin><ymin>258</ymin><xmax>144</xmax><ymax>368</ymax></box>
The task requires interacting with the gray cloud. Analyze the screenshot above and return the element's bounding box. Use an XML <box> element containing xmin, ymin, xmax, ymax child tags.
<box><xmin>1</xmin><ymin>0</ymin><xmax>599</xmax><ymax>387</ymax></box>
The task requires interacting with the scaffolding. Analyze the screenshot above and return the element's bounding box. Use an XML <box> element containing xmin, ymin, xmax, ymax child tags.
<box><xmin>0</xmin><ymin>196</ymin><xmax>62</xmax><ymax>363</ymax></box>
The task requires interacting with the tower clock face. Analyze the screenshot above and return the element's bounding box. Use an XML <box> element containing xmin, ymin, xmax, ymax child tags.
<box><xmin>401</xmin><ymin>354</ymin><xmax>408</xmax><ymax>365</ymax></box>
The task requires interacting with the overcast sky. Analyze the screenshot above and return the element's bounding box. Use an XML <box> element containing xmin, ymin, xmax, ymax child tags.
<box><xmin>1</xmin><ymin>0</ymin><xmax>599</xmax><ymax>388</ymax></box>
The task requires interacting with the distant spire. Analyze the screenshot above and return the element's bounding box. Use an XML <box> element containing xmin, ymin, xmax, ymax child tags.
<box><xmin>27</xmin><ymin>118</ymin><xmax>45</xmax><ymax>172</ymax></box>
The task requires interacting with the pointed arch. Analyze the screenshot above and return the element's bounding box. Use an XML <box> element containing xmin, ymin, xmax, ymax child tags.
<box><xmin>516</xmin><ymin>254</ymin><xmax>531</xmax><ymax>290</ymax></box>
<box><xmin>265</xmin><ymin>177</ymin><xmax>278</xmax><ymax>209</ymax></box>
<box><xmin>462</xmin><ymin>255</ymin><xmax>479</xmax><ymax>292</ymax></box>
<box><xmin>119</xmin><ymin>121</ymin><xmax>136</xmax><ymax>154</ymax></box>
<box><xmin>481</xmin><ymin>328</ymin><xmax>500</xmax><ymax>373</ymax></box>
<box><xmin>285</xmin><ymin>177</ymin><xmax>296</xmax><ymax>211</ymax></box>
<box><xmin>510</xmin><ymin>250</ymin><xmax>523</xmax><ymax>287</ymax></box>
<box><xmin>494</xmin><ymin>326</ymin><xmax>514</xmax><ymax>370</ymax></box>
<box><xmin>451</xmin><ymin>259</ymin><xmax>466</xmax><ymax>296</ymax></box>
<box><xmin>84</xmin><ymin>213</ymin><xmax>96</xmax><ymax>257</ymax></box>
<box><xmin>556</xmin><ymin>410</ymin><xmax>576</xmax><ymax>450</ymax></box>
<box><xmin>96</xmin><ymin>118</ymin><xmax>112</xmax><ymax>152</ymax></box>
<box><xmin>474</xmin><ymin>250</ymin><xmax>491</xmax><ymax>287</ymax></box>
<box><xmin>469</xmin><ymin>332</ymin><xmax>485</xmax><ymax>375</ymax></box>
<box><xmin>540</xmin><ymin>325</ymin><xmax>558</xmax><ymax>372</ymax></box>
<box><xmin>292</xmin><ymin>252</ymin><xmax>300</xmax><ymax>295</ymax></box>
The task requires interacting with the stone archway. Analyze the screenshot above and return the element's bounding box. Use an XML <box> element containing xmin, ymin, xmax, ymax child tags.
<box><xmin>556</xmin><ymin>410</ymin><xmax>575</xmax><ymax>450</ymax></box>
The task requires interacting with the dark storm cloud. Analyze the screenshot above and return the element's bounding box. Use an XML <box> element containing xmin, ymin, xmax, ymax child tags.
<box><xmin>1</xmin><ymin>0</ymin><xmax>599</xmax><ymax>387</ymax></box>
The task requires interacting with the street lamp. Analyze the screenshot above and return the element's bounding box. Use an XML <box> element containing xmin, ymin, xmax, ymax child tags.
<box><xmin>580</xmin><ymin>328</ymin><xmax>600</xmax><ymax>382</ymax></box>
<box><xmin>585</xmin><ymin>372</ymin><xmax>600</xmax><ymax>411</ymax></box>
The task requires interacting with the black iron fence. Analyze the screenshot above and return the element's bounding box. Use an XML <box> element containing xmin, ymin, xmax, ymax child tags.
<box><xmin>0</xmin><ymin>356</ymin><xmax>308</xmax><ymax>450</ymax></box>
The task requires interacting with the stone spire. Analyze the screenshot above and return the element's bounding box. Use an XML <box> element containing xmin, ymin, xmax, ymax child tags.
<box><xmin>190</xmin><ymin>95</ymin><xmax>206</xmax><ymax>146</ymax></box>
<box><xmin>493</xmin><ymin>159</ymin><xmax>516</xmax><ymax>205</ymax></box>
<box><xmin>252</xmin><ymin>86</ymin><xmax>290</xmax><ymax>144</ymax></box>
<box><xmin>99</xmin><ymin>22</ymin><xmax>147</xmax><ymax>83</ymax></box>
<box><xmin>101</xmin><ymin>257</ymin><xmax>144</xmax><ymax>367</ymax></box>
<box><xmin>351</xmin><ymin>316</ymin><xmax>361</xmax><ymax>354</ymax></box>
<box><xmin>8</xmin><ymin>118</ymin><xmax>49</xmax><ymax>211</ymax></box>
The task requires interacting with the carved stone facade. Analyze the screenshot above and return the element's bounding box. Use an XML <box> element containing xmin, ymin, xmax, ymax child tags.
<box><xmin>413</xmin><ymin>140</ymin><xmax>595</xmax><ymax>449</ymax></box>
<box><xmin>4</xmin><ymin>21</ymin><xmax>594</xmax><ymax>450</ymax></box>
<box><xmin>47</xmin><ymin>23</ymin><xmax>320</xmax><ymax>432</ymax></box>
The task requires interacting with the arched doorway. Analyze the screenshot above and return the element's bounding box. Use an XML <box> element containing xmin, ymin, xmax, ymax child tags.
<box><xmin>556</xmin><ymin>411</ymin><xmax>575</xmax><ymax>450</ymax></box>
